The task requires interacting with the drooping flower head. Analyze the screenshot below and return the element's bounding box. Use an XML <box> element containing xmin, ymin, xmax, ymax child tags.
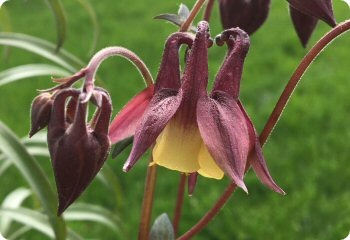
<box><xmin>30</xmin><ymin>86</ymin><xmax>112</xmax><ymax>215</ymax></box>
<box><xmin>219</xmin><ymin>0</ymin><xmax>337</xmax><ymax>47</ymax></box>
<box><xmin>219</xmin><ymin>0</ymin><xmax>271</xmax><ymax>35</ymax></box>
<box><xmin>113</xmin><ymin>21</ymin><xmax>284</xmax><ymax>194</ymax></box>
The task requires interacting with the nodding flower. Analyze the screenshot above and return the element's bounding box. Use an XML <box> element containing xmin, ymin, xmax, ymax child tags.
<box><xmin>30</xmin><ymin>87</ymin><xmax>112</xmax><ymax>215</ymax></box>
<box><xmin>219</xmin><ymin>0</ymin><xmax>336</xmax><ymax>47</ymax></box>
<box><xmin>111</xmin><ymin>21</ymin><xmax>284</xmax><ymax>194</ymax></box>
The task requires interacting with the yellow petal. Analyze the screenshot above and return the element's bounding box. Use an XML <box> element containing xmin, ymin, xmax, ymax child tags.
<box><xmin>152</xmin><ymin>119</ymin><xmax>201</xmax><ymax>173</ymax></box>
<box><xmin>197</xmin><ymin>143</ymin><xmax>224</xmax><ymax>179</ymax></box>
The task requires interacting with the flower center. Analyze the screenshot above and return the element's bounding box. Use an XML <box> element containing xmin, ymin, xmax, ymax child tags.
<box><xmin>152</xmin><ymin>117</ymin><xmax>224</xmax><ymax>179</ymax></box>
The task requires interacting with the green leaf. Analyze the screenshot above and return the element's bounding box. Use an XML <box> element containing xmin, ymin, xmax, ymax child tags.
<box><xmin>97</xmin><ymin>164</ymin><xmax>123</xmax><ymax>208</ymax></box>
<box><xmin>150</xmin><ymin>213</ymin><xmax>175</xmax><ymax>240</ymax></box>
<box><xmin>64</xmin><ymin>203</ymin><xmax>122</xmax><ymax>235</ymax></box>
<box><xmin>178</xmin><ymin>3</ymin><xmax>190</xmax><ymax>20</ymax></box>
<box><xmin>0</xmin><ymin>207</ymin><xmax>84</xmax><ymax>240</ymax></box>
<box><xmin>342</xmin><ymin>0</ymin><xmax>350</xmax><ymax>8</ymax></box>
<box><xmin>44</xmin><ymin>0</ymin><xmax>67</xmax><ymax>51</ymax></box>
<box><xmin>0</xmin><ymin>188</ymin><xmax>32</xmax><ymax>235</ymax></box>
<box><xmin>111</xmin><ymin>136</ymin><xmax>133</xmax><ymax>159</ymax></box>
<box><xmin>0</xmin><ymin>5</ymin><xmax>12</xmax><ymax>60</ymax></box>
<box><xmin>0</xmin><ymin>122</ymin><xmax>66</xmax><ymax>240</ymax></box>
<box><xmin>75</xmin><ymin>0</ymin><xmax>100</xmax><ymax>55</ymax></box>
<box><xmin>0</xmin><ymin>32</ymin><xmax>84</xmax><ymax>72</ymax></box>
<box><xmin>0</xmin><ymin>64</ymin><xmax>70</xmax><ymax>87</ymax></box>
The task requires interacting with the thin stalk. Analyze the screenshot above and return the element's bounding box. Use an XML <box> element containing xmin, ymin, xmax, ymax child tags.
<box><xmin>203</xmin><ymin>0</ymin><xmax>215</xmax><ymax>22</ymax></box>
<box><xmin>173</xmin><ymin>174</ymin><xmax>187</xmax><ymax>236</ymax></box>
<box><xmin>83</xmin><ymin>46</ymin><xmax>153</xmax><ymax>102</ymax></box>
<box><xmin>138</xmin><ymin>156</ymin><xmax>158</xmax><ymax>240</ymax></box>
<box><xmin>177</xmin><ymin>19</ymin><xmax>350</xmax><ymax>240</ymax></box>
<box><xmin>179</xmin><ymin>0</ymin><xmax>206</xmax><ymax>32</ymax></box>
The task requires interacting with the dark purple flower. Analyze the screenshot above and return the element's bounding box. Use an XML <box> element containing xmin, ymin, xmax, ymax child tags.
<box><xmin>111</xmin><ymin>22</ymin><xmax>284</xmax><ymax>194</ymax></box>
<box><xmin>288</xmin><ymin>0</ymin><xmax>336</xmax><ymax>47</ymax></box>
<box><xmin>29</xmin><ymin>92</ymin><xmax>54</xmax><ymax>137</ymax></box>
<box><xmin>218</xmin><ymin>0</ymin><xmax>337</xmax><ymax>47</ymax></box>
<box><xmin>46</xmin><ymin>88</ymin><xmax>112</xmax><ymax>215</ymax></box>
<box><xmin>219</xmin><ymin>0</ymin><xmax>271</xmax><ymax>35</ymax></box>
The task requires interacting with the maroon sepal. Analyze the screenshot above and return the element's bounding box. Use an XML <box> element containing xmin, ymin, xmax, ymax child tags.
<box><xmin>47</xmin><ymin>88</ymin><xmax>112</xmax><ymax>215</ymax></box>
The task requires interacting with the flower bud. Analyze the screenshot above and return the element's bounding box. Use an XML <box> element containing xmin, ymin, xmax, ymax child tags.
<box><xmin>219</xmin><ymin>0</ymin><xmax>270</xmax><ymax>35</ymax></box>
<box><xmin>47</xmin><ymin>88</ymin><xmax>112</xmax><ymax>215</ymax></box>
<box><xmin>29</xmin><ymin>92</ymin><xmax>54</xmax><ymax>137</ymax></box>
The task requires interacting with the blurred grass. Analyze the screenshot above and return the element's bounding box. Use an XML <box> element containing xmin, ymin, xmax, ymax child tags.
<box><xmin>1</xmin><ymin>0</ymin><xmax>350</xmax><ymax>239</ymax></box>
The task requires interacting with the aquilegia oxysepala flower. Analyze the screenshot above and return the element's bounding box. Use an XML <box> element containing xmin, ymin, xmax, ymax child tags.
<box><xmin>111</xmin><ymin>21</ymin><xmax>284</xmax><ymax>194</ymax></box>
<box><xmin>219</xmin><ymin>0</ymin><xmax>271</xmax><ymax>35</ymax></box>
<box><xmin>288</xmin><ymin>0</ymin><xmax>336</xmax><ymax>47</ymax></box>
<box><xmin>30</xmin><ymin>86</ymin><xmax>112</xmax><ymax>215</ymax></box>
<box><xmin>219</xmin><ymin>0</ymin><xmax>336</xmax><ymax>47</ymax></box>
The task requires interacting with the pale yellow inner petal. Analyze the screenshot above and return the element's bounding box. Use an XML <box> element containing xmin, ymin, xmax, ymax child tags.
<box><xmin>152</xmin><ymin>119</ymin><xmax>224</xmax><ymax>179</ymax></box>
<box><xmin>153</xmin><ymin>120</ymin><xmax>201</xmax><ymax>173</ymax></box>
<box><xmin>198</xmin><ymin>143</ymin><xmax>224</xmax><ymax>179</ymax></box>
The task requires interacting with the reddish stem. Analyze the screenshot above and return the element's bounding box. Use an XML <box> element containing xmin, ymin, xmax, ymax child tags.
<box><xmin>138</xmin><ymin>157</ymin><xmax>158</xmax><ymax>240</ymax></box>
<box><xmin>173</xmin><ymin>174</ymin><xmax>187</xmax><ymax>236</ymax></box>
<box><xmin>180</xmin><ymin>0</ymin><xmax>206</xmax><ymax>32</ymax></box>
<box><xmin>203</xmin><ymin>0</ymin><xmax>215</xmax><ymax>22</ymax></box>
<box><xmin>177</xmin><ymin>19</ymin><xmax>350</xmax><ymax>240</ymax></box>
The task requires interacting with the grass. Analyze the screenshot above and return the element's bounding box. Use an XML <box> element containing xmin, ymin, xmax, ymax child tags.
<box><xmin>1</xmin><ymin>0</ymin><xmax>350</xmax><ymax>239</ymax></box>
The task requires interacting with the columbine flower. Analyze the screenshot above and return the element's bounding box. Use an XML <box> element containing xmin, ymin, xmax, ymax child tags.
<box><xmin>113</xmin><ymin>21</ymin><xmax>284</xmax><ymax>194</ymax></box>
<box><xmin>30</xmin><ymin>86</ymin><xmax>112</xmax><ymax>215</ymax></box>
<box><xmin>219</xmin><ymin>0</ymin><xmax>336</xmax><ymax>47</ymax></box>
<box><xmin>219</xmin><ymin>0</ymin><xmax>271</xmax><ymax>35</ymax></box>
<box><xmin>288</xmin><ymin>0</ymin><xmax>336</xmax><ymax>47</ymax></box>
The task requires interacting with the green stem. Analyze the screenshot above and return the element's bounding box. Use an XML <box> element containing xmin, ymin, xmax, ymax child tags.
<box><xmin>177</xmin><ymin>19</ymin><xmax>350</xmax><ymax>240</ymax></box>
<box><xmin>179</xmin><ymin>0</ymin><xmax>206</xmax><ymax>32</ymax></box>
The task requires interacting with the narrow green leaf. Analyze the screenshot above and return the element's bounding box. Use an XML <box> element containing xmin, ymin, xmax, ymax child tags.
<box><xmin>111</xmin><ymin>136</ymin><xmax>133</xmax><ymax>159</ymax></box>
<box><xmin>44</xmin><ymin>0</ymin><xmax>67</xmax><ymax>51</ymax></box>
<box><xmin>97</xmin><ymin>164</ymin><xmax>123</xmax><ymax>208</ymax></box>
<box><xmin>150</xmin><ymin>213</ymin><xmax>175</xmax><ymax>240</ymax></box>
<box><xmin>0</xmin><ymin>5</ymin><xmax>12</xmax><ymax>60</ymax></box>
<box><xmin>64</xmin><ymin>203</ymin><xmax>122</xmax><ymax>234</ymax></box>
<box><xmin>0</xmin><ymin>207</ymin><xmax>84</xmax><ymax>240</ymax></box>
<box><xmin>178</xmin><ymin>3</ymin><xmax>190</xmax><ymax>20</ymax></box>
<box><xmin>0</xmin><ymin>64</ymin><xmax>70</xmax><ymax>87</ymax></box>
<box><xmin>0</xmin><ymin>122</ymin><xmax>66</xmax><ymax>240</ymax></box>
<box><xmin>0</xmin><ymin>159</ymin><xmax>11</xmax><ymax>176</ymax></box>
<box><xmin>0</xmin><ymin>188</ymin><xmax>32</xmax><ymax>235</ymax></box>
<box><xmin>0</xmin><ymin>33</ymin><xmax>84</xmax><ymax>72</ymax></box>
<box><xmin>75</xmin><ymin>0</ymin><xmax>100</xmax><ymax>55</ymax></box>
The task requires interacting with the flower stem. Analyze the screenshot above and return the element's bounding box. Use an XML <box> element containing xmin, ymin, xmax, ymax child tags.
<box><xmin>179</xmin><ymin>0</ymin><xmax>206</xmax><ymax>32</ymax></box>
<box><xmin>203</xmin><ymin>0</ymin><xmax>215</xmax><ymax>22</ymax></box>
<box><xmin>138</xmin><ymin>156</ymin><xmax>158</xmax><ymax>240</ymax></box>
<box><xmin>83</xmin><ymin>46</ymin><xmax>153</xmax><ymax>102</ymax></box>
<box><xmin>173</xmin><ymin>174</ymin><xmax>187</xmax><ymax>236</ymax></box>
<box><xmin>177</xmin><ymin>19</ymin><xmax>350</xmax><ymax>240</ymax></box>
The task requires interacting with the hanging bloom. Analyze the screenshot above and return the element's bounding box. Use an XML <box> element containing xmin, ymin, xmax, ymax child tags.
<box><xmin>288</xmin><ymin>0</ymin><xmax>336</xmax><ymax>47</ymax></box>
<box><xmin>218</xmin><ymin>0</ymin><xmax>336</xmax><ymax>47</ymax></box>
<box><xmin>113</xmin><ymin>21</ymin><xmax>284</xmax><ymax>194</ymax></box>
<box><xmin>29</xmin><ymin>92</ymin><xmax>54</xmax><ymax>137</ymax></box>
<box><xmin>219</xmin><ymin>0</ymin><xmax>271</xmax><ymax>35</ymax></box>
<box><xmin>49</xmin><ymin>88</ymin><xmax>111</xmax><ymax>215</ymax></box>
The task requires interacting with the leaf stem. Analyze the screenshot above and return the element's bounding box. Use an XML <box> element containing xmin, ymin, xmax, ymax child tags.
<box><xmin>138</xmin><ymin>156</ymin><xmax>158</xmax><ymax>240</ymax></box>
<box><xmin>173</xmin><ymin>174</ymin><xmax>187</xmax><ymax>236</ymax></box>
<box><xmin>177</xmin><ymin>19</ymin><xmax>350</xmax><ymax>240</ymax></box>
<box><xmin>179</xmin><ymin>0</ymin><xmax>206</xmax><ymax>32</ymax></box>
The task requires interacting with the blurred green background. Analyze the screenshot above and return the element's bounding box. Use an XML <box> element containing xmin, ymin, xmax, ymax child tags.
<box><xmin>1</xmin><ymin>0</ymin><xmax>350</xmax><ymax>239</ymax></box>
